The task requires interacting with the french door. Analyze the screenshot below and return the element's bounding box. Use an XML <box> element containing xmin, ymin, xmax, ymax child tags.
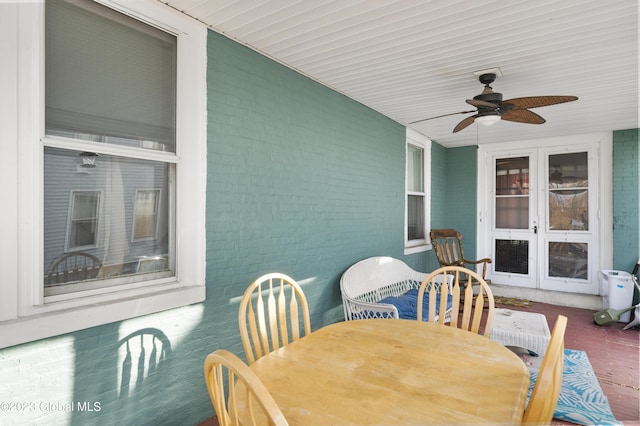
<box><xmin>480</xmin><ymin>136</ymin><xmax>610</xmax><ymax>294</ymax></box>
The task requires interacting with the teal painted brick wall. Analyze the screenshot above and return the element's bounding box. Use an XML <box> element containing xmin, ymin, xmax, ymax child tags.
<box><xmin>612</xmin><ymin>129</ymin><xmax>639</xmax><ymax>272</ymax></box>
<box><xmin>445</xmin><ymin>146</ymin><xmax>479</xmax><ymax>260</ymax></box>
<box><xmin>427</xmin><ymin>143</ymin><xmax>480</xmax><ymax>269</ymax></box>
<box><xmin>427</xmin><ymin>141</ymin><xmax>448</xmax><ymax>270</ymax></box>
<box><xmin>429</xmin><ymin>143</ymin><xmax>480</xmax><ymax>262</ymax></box>
<box><xmin>205</xmin><ymin>29</ymin><xmax>412</xmax><ymax>327</ymax></box>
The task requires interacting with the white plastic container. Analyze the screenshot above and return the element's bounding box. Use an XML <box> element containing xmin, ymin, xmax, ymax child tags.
<box><xmin>600</xmin><ymin>270</ymin><xmax>635</xmax><ymax>323</ymax></box>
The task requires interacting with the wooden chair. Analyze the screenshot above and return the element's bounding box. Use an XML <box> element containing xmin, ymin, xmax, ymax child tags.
<box><xmin>430</xmin><ymin>229</ymin><xmax>492</xmax><ymax>284</ymax></box>
<box><xmin>45</xmin><ymin>252</ymin><xmax>102</xmax><ymax>285</ymax></box>
<box><xmin>417</xmin><ymin>266</ymin><xmax>495</xmax><ymax>336</ymax></box>
<box><xmin>204</xmin><ymin>349</ymin><xmax>288</xmax><ymax>426</ymax></box>
<box><xmin>239</xmin><ymin>273</ymin><xmax>311</xmax><ymax>364</ymax></box>
<box><xmin>522</xmin><ymin>315</ymin><xmax>568</xmax><ymax>425</ymax></box>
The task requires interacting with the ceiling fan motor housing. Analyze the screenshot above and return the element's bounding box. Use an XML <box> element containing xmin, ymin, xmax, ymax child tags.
<box><xmin>474</xmin><ymin>91</ymin><xmax>502</xmax><ymax>105</ymax></box>
<box><xmin>475</xmin><ymin>73</ymin><xmax>502</xmax><ymax>105</ymax></box>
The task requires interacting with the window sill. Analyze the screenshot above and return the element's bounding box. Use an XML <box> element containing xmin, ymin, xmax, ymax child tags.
<box><xmin>0</xmin><ymin>285</ymin><xmax>204</xmax><ymax>349</ymax></box>
<box><xmin>404</xmin><ymin>243</ymin><xmax>431</xmax><ymax>255</ymax></box>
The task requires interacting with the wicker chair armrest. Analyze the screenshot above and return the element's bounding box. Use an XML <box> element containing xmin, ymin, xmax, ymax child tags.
<box><xmin>342</xmin><ymin>298</ymin><xmax>399</xmax><ymax>321</ymax></box>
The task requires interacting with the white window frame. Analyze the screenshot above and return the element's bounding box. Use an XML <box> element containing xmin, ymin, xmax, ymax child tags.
<box><xmin>0</xmin><ymin>0</ymin><xmax>207</xmax><ymax>349</ymax></box>
<box><xmin>404</xmin><ymin>128</ymin><xmax>431</xmax><ymax>255</ymax></box>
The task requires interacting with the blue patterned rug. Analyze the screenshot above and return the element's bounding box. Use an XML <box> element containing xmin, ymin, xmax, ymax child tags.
<box><xmin>526</xmin><ymin>349</ymin><xmax>620</xmax><ymax>425</ymax></box>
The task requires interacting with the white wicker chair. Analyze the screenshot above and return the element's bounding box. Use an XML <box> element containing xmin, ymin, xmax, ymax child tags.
<box><xmin>340</xmin><ymin>256</ymin><xmax>452</xmax><ymax>321</ymax></box>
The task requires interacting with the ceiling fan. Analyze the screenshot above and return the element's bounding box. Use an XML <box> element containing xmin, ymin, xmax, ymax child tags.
<box><xmin>410</xmin><ymin>72</ymin><xmax>578</xmax><ymax>133</ymax></box>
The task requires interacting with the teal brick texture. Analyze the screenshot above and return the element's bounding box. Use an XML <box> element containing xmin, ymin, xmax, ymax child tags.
<box><xmin>612</xmin><ymin>129</ymin><xmax>639</xmax><ymax>272</ymax></box>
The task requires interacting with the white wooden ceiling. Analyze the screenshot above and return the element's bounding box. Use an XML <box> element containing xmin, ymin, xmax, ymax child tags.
<box><xmin>160</xmin><ymin>0</ymin><xmax>638</xmax><ymax>147</ymax></box>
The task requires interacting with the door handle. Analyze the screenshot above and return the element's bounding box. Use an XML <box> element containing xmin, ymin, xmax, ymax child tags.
<box><xmin>533</xmin><ymin>226</ymin><xmax>537</xmax><ymax>234</ymax></box>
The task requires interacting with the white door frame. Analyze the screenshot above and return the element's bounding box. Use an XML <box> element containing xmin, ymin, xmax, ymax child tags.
<box><xmin>477</xmin><ymin>132</ymin><xmax>613</xmax><ymax>295</ymax></box>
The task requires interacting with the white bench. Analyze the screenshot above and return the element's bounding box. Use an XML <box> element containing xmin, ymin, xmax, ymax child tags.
<box><xmin>489</xmin><ymin>308</ymin><xmax>551</xmax><ymax>357</ymax></box>
<box><xmin>340</xmin><ymin>256</ymin><xmax>452</xmax><ymax>322</ymax></box>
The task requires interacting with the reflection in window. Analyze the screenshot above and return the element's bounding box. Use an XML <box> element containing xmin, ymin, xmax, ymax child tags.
<box><xmin>407</xmin><ymin>195</ymin><xmax>424</xmax><ymax>240</ymax></box>
<box><xmin>133</xmin><ymin>190</ymin><xmax>160</xmax><ymax>241</ymax></box>
<box><xmin>407</xmin><ymin>144</ymin><xmax>425</xmax><ymax>242</ymax></box>
<box><xmin>548</xmin><ymin>152</ymin><xmax>588</xmax><ymax>231</ymax></box>
<box><xmin>68</xmin><ymin>191</ymin><xmax>100</xmax><ymax>249</ymax></box>
<box><xmin>42</xmin><ymin>0</ymin><xmax>177</xmax><ymax>297</ymax></box>
<box><xmin>495</xmin><ymin>157</ymin><xmax>529</xmax><ymax>229</ymax></box>
<box><xmin>44</xmin><ymin>147</ymin><xmax>173</xmax><ymax>294</ymax></box>
<box><xmin>548</xmin><ymin>241</ymin><xmax>588</xmax><ymax>280</ymax></box>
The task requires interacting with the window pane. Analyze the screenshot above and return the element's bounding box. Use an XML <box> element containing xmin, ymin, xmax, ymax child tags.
<box><xmin>69</xmin><ymin>191</ymin><xmax>100</xmax><ymax>249</ymax></box>
<box><xmin>548</xmin><ymin>241</ymin><xmax>588</xmax><ymax>280</ymax></box>
<box><xmin>44</xmin><ymin>147</ymin><xmax>173</xmax><ymax>291</ymax></box>
<box><xmin>549</xmin><ymin>190</ymin><xmax>589</xmax><ymax>230</ymax></box>
<box><xmin>72</xmin><ymin>193</ymin><xmax>99</xmax><ymax>219</ymax></box>
<box><xmin>133</xmin><ymin>190</ymin><xmax>160</xmax><ymax>240</ymax></box>
<box><xmin>495</xmin><ymin>197</ymin><xmax>529</xmax><ymax>229</ymax></box>
<box><xmin>45</xmin><ymin>0</ymin><xmax>177</xmax><ymax>152</ymax></box>
<box><xmin>407</xmin><ymin>145</ymin><xmax>423</xmax><ymax>192</ymax></box>
<box><xmin>549</xmin><ymin>152</ymin><xmax>589</xmax><ymax>231</ymax></box>
<box><xmin>495</xmin><ymin>239</ymin><xmax>529</xmax><ymax>274</ymax></box>
<box><xmin>407</xmin><ymin>195</ymin><xmax>424</xmax><ymax>240</ymax></box>
<box><xmin>496</xmin><ymin>157</ymin><xmax>529</xmax><ymax>195</ymax></box>
<box><xmin>495</xmin><ymin>157</ymin><xmax>529</xmax><ymax>229</ymax></box>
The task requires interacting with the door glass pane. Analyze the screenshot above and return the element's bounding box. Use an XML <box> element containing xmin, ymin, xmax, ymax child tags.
<box><xmin>495</xmin><ymin>240</ymin><xmax>529</xmax><ymax>274</ymax></box>
<box><xmin>548</xmin><ymin>152</ymin><xmax>588</xmax><ymax>230</ymax></box>
<box><xmin>496</xmin><ymin>198</ymin><xmax>529</xmax><ymax>229</ymax></box>
<box><xmin>548</xmin><ymin>242</ymin><xmax>588</xmax><ymax>279</ymax></box>
<box><xmin>495</xmin><ymin>157</ymin><xmax>529</xmax><ymax>229</ymax></box>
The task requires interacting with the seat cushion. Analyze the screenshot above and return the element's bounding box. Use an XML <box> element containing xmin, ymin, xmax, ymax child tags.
<box><xmin>380</xmin><ymin>288</ymin><xmax>452</xmax><ymax>320</ymax></box>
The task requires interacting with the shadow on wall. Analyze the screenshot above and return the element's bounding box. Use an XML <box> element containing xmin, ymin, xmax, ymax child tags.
<box><xmin>116</xmin><ymin>328</ymin><xmax>172</xmax><ymax>400</ymax></box>
<box><xmin>68</xmin><ymin>305</ymin><xmax>209</xmax><ymax>425</ymax></box>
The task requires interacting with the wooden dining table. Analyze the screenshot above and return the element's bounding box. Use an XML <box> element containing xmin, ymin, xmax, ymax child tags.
<box><xmin>236</xmin><ymin>318</ymin><xmax>530</xmax><ymax>425</ymax></box>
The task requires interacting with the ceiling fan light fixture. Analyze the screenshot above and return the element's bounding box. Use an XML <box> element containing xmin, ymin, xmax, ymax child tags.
<box><xmin>475</xmin><ymin>113</ymin><xmax>501</xmax><ymax>127</ymax></box>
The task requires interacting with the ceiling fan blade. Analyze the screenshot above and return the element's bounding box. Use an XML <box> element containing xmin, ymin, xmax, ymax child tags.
<box><xmin>501</xmin><ymin>108</ymin><xmax>545</xmax><ymax>124</ymax></box>
<box><xmin>452</xmin><ymin>115</ymin><xmax>477</xmax><ymax>133</ymax></box>
<box><xmin>466</xmin><ymin>99</ymin><xmax>499</xmax><ymax>108</ymax></box>
<box><xmin>502</xmin><ymin>96</ymin><xmax>578</xmax><ymax>109</ymax></box>
<box><xmin>408</xmin><ymin>110</ymin><xmax>475</xmax><ymax>125</ymax></box>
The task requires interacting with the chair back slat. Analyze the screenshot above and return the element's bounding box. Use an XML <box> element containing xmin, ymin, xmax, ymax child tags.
<box><xmin>522</xmin><ymin>315</ymin><xmax>568</xmax><ymax>424</ymax></box>
<box><xmin>288</xmin><ymin>289</ymin><xmax>300</xmax><ymax>341</ymax></box>
<box><xmin>239</xmin><ymin>273</ymin><xmax>311</xmax><ymax>364</ymax></box>
<box><xmin>256</xmin><ymin>287</ymin><xmax>271</xmax><ymax>359</ymax></box>
<box><xmin>266</xmin><ymin>279</ymin><xmax>280</xmax><ymax>351</ymax></box>
<box><xmin>276</xmin><ymin>280</ymin><xmax>289</xmax><ymax>345</ymax></box>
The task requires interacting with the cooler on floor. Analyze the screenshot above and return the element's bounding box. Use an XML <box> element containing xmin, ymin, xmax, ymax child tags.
<box><xmin>600</xmin><ymin>270</ymin><xmax>635</xmax><ymax>323</ymax></box>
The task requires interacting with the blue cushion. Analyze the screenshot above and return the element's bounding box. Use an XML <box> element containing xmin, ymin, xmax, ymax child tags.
<box><xmin>379</xmin><ymin>288</ymin><xmax>452</xmax><ymax>320</ymax></box>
